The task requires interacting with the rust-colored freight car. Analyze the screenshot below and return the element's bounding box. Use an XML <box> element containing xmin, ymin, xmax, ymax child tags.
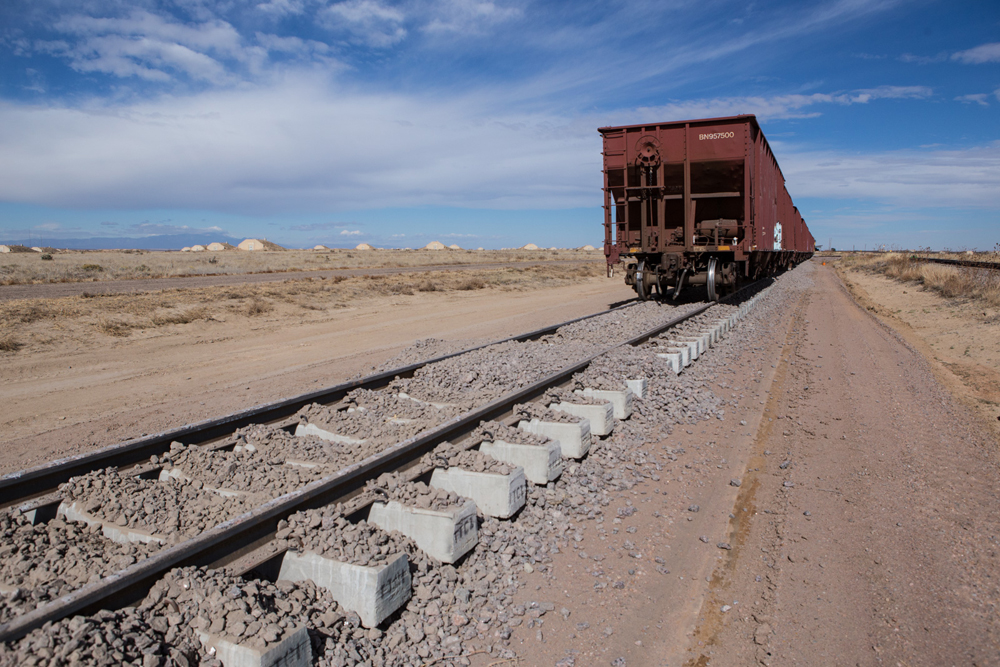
<box><xmin>599</xmin><ymin>115</ymin><xmax>814</xmax><ymax>300</ymax></box>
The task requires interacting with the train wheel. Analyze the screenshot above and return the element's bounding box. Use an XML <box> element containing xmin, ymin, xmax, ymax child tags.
<box><xmin>706</xmin><ymin>257</ymin><xmax>720</xmax><ymax>302</ymax></box>
<box><xmin>635</xmin><ymin>260</ymin><xmax>650</xmax><ymax>300</ymax></box>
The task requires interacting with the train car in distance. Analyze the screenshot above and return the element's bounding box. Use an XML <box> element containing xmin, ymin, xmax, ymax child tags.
<box><xmin>599</xmin><ymin>115</ymin><xmax>815</xmax><ymax>300</ymax></box>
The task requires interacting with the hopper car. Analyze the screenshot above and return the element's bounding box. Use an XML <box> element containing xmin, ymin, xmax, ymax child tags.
<box><xmin>599</xmin><ymin>115</ymin><xmax>814</xmax><ymax>300</ymax></box>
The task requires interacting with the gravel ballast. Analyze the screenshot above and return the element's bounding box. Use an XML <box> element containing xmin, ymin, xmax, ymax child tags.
<box><xmin>157</xmin><ymin>442</ymin><xmax>327</xmax><ymax>496</ymax></box>
<box><xmin>423</xmin><ymin>441</ymin><xmax>516</xmax><ymax>475</ymax></box>
<box><xmin>233</xmin><ymin>424</ymin><xmax>373</xmax><ymax>469</ymax></box>
<box><xmin>279</xmin><ymin>507</ymin><xmax>403</xmax><ymax>568</ymax></box>
<box><xmin>0</xmin><ymin>513</ymin><xmax>158</xmax><ymax>624</ymax></box>
<box><xmin>470</xmin><ymin>421</ymin><xmax>553</xmax><ymax>447</ymax></box>
<box><xmin>366</xmin><ymin>473</ymin><xmax>465</xmax><ymax>512</ymax></box>
<box><xmin>59</xmin><ymin>468</ymin><xmax>260</xmax><ymax>541</ymax></box>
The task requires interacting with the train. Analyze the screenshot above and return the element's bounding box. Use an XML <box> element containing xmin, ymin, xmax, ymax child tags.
<box><xmin>599</xmin><ymin>115</ymin><xmax>814</xmax><ymax>300</ymax></box>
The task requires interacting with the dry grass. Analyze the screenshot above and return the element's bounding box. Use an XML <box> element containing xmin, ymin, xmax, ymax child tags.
<box><xmin>245</xmin><ymin>297</ymin><xmax>273</xmax><ymax>316</ymax></box>
<box><xmin>457</xmin><ymin>277</ymin><xmax>486</xmax><ymax>291</ymax></box>
<box><xmin>150</xmin><ymin>307</ymin><xmax>210</xmax><ymax>325</ymax></box>
<box><xmin>96</xmin><ymin>317</ymin><xmax>133</xmax><ymax>337</ymax></box>
<box><xmin>0</xmin><ymin>335</ymin><xmax>22</xmax><ymax>352</ymax></box>
<box><xmin>0</xmin><ymin>248</ymin><xmax>602</xmax><ymax>286</ymax></box>
<box><xmin>839</xmin><ymin>253</ymin><xmax>1000</xmax><ymax>307</ymax></box>
<box><xmin>0</xmin><ymin>261</ymin><xmax>605</xmax><ymax>351</ymax></box>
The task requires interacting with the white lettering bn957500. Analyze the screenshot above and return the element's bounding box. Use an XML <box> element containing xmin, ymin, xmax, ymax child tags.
<box><xmin>699</xmin><ymin>132</ymin><xmax>735</xmax><ymax>140</ymax></box>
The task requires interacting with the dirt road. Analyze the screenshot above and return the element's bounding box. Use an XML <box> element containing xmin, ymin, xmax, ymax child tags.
<box><xmin>500</xmin><ymin>261</ymin><xmax>1000</xmax><ymax>666</ymax></box>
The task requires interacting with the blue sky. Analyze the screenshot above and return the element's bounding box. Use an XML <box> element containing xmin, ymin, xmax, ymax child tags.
<box><xmin>0</xmin><ymin>0</ymin><xmax>997</xmax><ymax>250</ymax></box>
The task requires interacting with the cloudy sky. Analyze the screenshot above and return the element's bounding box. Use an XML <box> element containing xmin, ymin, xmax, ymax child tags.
<box><xmin>0</xmin><ymin>0</ymin><xmax>997</xmax><ymax>250</ymax></box>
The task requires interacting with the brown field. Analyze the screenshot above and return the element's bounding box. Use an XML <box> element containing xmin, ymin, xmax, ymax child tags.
<box><xmin>0</xmin><ymin>262</ymin><xmax>604</xmax><ymax>356</ymax></box>
<box><xmin>837</xmin><ymin>251</ymin><xmax>1000</xmax><ymax>306</ymax></box>
<box><xmin>0</xmin><ymin>247</ymin><xmax>601</xmax><ymax>285</ymax></box>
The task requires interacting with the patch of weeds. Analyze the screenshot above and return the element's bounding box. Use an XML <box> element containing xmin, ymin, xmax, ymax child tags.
<box><xmin>457</xmin><ymin>277</ymin><xmax>486</xmax><ymax>291</ymax></box>
<box><xmin>97</xmin><ymin>317</ymin><xmax>132</xmax><ymax>337</ymax></box>
<box><xmin>151</xmin><ymin>307</ymin><xmax>209</xmax><ymax>325</ymax></box>
<box><xmin>81</xmin><ymin>264</ymin><xmax>104</xmax><ymax>272</ymax></box>
<box><xmin>40</xmin><ymin>254</ymin><xmax>53</xmax><ymax>261</ymax></box>
<box><xmin>17</xmin><ymin>304</ymin><xmax>51</xmax><ymax>323</ymax></box>
<box><xmin>222</xmin><ymin>287</ymin><xmax>252</xmax><ymax>300</ymax></box>
<box><xmin>417</xmin><ymin>280</ymin><xmax>438</xmax><ymax>292</ymax></box>
<box><xmin>246</xmin><ymin>297</ymin><xmax>273</xmax><ymax>316</ymax></box>
<box><xmin>0</xmin><ymin>335</ymin><xmax>23</xmax><ymax>352</ymax></box>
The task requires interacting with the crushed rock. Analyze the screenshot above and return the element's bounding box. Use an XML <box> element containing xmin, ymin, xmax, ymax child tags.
<box><xmin>366</xmin><ymin>473</ymin><xmax>465</xmax><ymax>512</ymax></box>
<box><xmin>279</xmin><ymin>507</ymin><xmax>403</xmax><ymax>568</ymax></box>
<box><xmin>60</xmin><ymin>468</ymin><xmax>259</xmax><ymax>541</ymax></box>
<box><xmin>470</xmin><ymin>421</ymin><xmax>552</xmax><ymax>447</ymax></box>
<box><xmin>514</xmin><ymin>402</ymin><xmax>582</xmax><ymax>424</ymax></box>
<box><xmin>423</xmin><ymin>441</ymin><xmax>516</xmax><ymax>475</ymax></box>
<box><xmin>156</xmin><ymin>443</ymin><xmax>326</xmax><ymax>496</ymax></box>
<box><xmin>233</xmin><ymin>423</ymin><xmax>373</xmax><ymax>468</ymax></box>
<box><xmin>0</xmin><ymin>513</ymin><xmax>158</xmax><ymax>624</ymax></box>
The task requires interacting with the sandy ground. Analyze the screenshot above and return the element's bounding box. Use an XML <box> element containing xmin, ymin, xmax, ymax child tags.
<box><xmin>0</xmin><ymin>276</ymin><xmax>634</xmax><ymax>475</ymax></box>
<box><xmin>497</xmin><ymin>261</ymin><xmax>1000</xmax><ymax>666</ymax></box>
<box><xmin>836</xmin><ymin>262</ymin><xmax>1000</xmax><ymax>440</ymax></box>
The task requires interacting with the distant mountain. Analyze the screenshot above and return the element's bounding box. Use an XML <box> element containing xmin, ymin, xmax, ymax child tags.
<box><xmin>1</xmin><ymin>233</ymin><xmax>253</xmax><ymax>250</ymax></box>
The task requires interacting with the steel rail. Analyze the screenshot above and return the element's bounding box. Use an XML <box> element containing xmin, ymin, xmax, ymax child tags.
<box><xmin>0</xmin><ymin>299</ymin><xmax>644</xmax><ymax>509</ymax></box>
<box><xmin>914</xmin><ymin>256</ymin><xmax>1000</xmax><ymax>271</ymax></box>
<box><xmin>0</xmin><ymin>282</ymin><xmax>765</xmax><ymax>642</ymax></box>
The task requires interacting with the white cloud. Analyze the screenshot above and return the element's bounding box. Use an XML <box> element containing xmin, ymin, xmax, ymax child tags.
<box><xmin>256</xmin><ymin>0</ymin><xmax>307</xmax><ymax>16</ymax></box>
<box><xmin>256</xmin><ymin>33</ymin><xmax>327</xmax><ymax>55</ymax></box>
<box><xmin>623</xmin><ymin>86</ymin><xmax>933</xmax><ymax>123</ymax></box>
<box><xmin>43</xmin><ymin>10</ymin><xmax>254</xmax><ymax>83</ymax></box>
<box><xmin>952</xmin><ymin>42</ymin><xmax>1000</xmax><ymax>64</ymax></box>
<box><xmin>783</xmin><ymin>142</ymin><xmax>1000</xmax><ymax>209</ymax></box>
<box><xmin>843</xmin><ymin>85</ymin><xmax>931</xmax><ymax>103</ymax></box>
<box><xmin>0</xmin><ymin>74</ymin><xmax>596</xmax><ymax>213</ymax></box>
<box><xmin>254</xmin><ymin>32</ymin><xmax>340</xmax><ymax>68</ymax></box>
<box><xmin>956</xmin><ymin>93</ymin><xmax>989</xmax><ymax>106</ymax></box>
<box><xmin>422</xmin><ymin>0</ymin><xmax>521</xmax><ymax>35</ymax></box>
<box><xmin>339</xmin><ymin>229</ymin><xmax>362</xmax><ymax>235</ymax></box>
<box><xmin>129</xmin><ymin>222</ymin><xmax>226</xmax><ymax>235</ymax></box>
<box><xmin>899</xmin><ymin>52</ymin><xmax>948</xmax><ymax>64</ymax></box>
<box><xmin>320</xmin><ymin>0</ymin><xmax>407</xmax><ymax>47</ymax></box>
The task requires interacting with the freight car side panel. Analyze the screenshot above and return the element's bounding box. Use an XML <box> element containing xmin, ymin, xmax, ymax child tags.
<box><xmin>688</xmin><ymin>123</ymin><xmax>747</xmax><ymax>162</ymax></box>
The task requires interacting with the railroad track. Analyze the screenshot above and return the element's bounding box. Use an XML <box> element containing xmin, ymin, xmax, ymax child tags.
<box><xmin>0</xmin><ymin>279</ymin><xmax>774</xmax><ymax>663</ymax></box>
<box><xmin>914</xmin><ymin>256</ymin><xmax>1000</xmax><ymax>271</ymax></box>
